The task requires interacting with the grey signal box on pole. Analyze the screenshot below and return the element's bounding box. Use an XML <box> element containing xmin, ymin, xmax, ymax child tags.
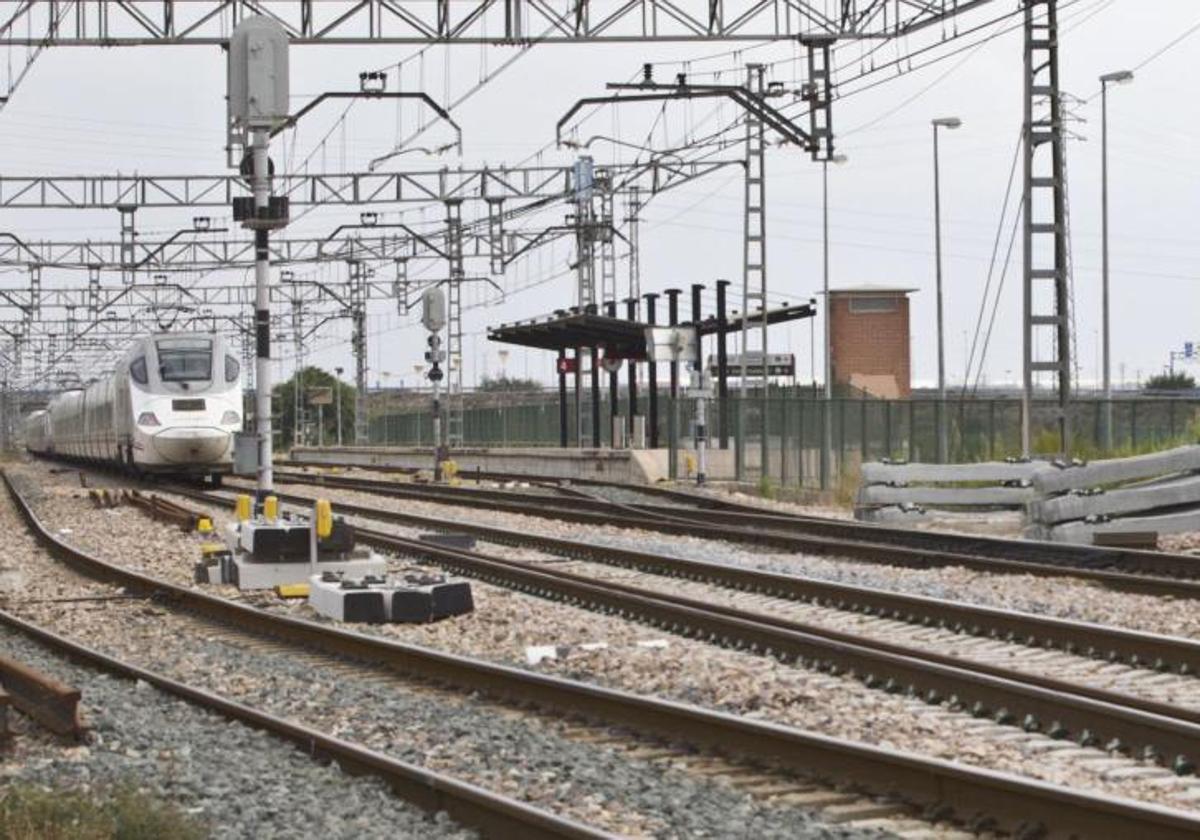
<box><xmin>421</xmin><ymin>286</ymin><xmax>447</xmax><ymax>333</ymax></box>
<box><xmin>227</xmin><ymin>16</ymin><xmax>290</xmax><ymax>160</ymax></box>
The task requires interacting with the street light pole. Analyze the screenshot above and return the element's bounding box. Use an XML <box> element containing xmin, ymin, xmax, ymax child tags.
<box><xmin>334</xmin><ymin>365</ymin><xmax>344</xmax><ymax>446</ymax></box>
<box><xmin>821</xmin><ymin>153</ymin><xmax>847</xmax><ymax>489</ymax></box>
<box><xmin>1100</xmin><ymin>70</ymin><xmax>1133</xmax><ymax>452</ymax></box>
<box><xmin>932</xmin><ymin>116</ymin><xmax>962</xmax><ymax>463</ymax></box>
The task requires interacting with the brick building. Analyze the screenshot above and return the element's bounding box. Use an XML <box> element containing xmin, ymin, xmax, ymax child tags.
<box><xmin>828</xmin><ymin>286</ymin><xmax>915</xmax><ymax>398</ymax></box>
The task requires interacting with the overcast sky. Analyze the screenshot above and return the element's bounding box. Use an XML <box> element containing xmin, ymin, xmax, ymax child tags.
<box><xmin>1</xmin><ymin>0</ymin><xmax>1196</xmax><ymax>392</ymax></box>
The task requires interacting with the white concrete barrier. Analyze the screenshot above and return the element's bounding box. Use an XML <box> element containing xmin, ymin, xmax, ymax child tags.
<box><xmin>1033</xmin><ymin>445</ymin><xmax>1200</xmax><ymax>494</ymax></box>
<box><xmin>858</xmin><ymin>484</ymin><xmax>1037</xmax><ymax>507</ymax></box>
<box><xmin>1031</xmin><ymin>475</ymin><xmax>1200</xmax><ymax>525</ymax></box>
<box><xmin>855</xmin><ymin>459</ymin><xmax>1042</xmax><ymax>517</ymax></box>
<box><xmin>1042</xmin><ymin>509</ymin><xmax>1200</xmax><ymax>544</ymax></box>
<box><xmin>860</xmin><ymin>460</ymin><xmax>1048</xmax><ymax>485</ymax></box>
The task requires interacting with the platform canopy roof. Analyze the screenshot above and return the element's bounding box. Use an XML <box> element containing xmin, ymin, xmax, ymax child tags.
<box><xmin>488</xmin><ymin>301</ymin><xmax>816</xmax><ymax>356</ymax></box>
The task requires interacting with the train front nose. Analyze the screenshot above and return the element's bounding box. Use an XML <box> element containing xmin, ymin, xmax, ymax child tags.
<box><xmin>150</xmin><ymin>427</ymin><xmax>231</xmax><ymax>464</ymax></box>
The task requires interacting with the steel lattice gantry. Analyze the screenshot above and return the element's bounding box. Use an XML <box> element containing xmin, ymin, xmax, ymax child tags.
<box><xmin>0</xmin><ymin>161</ymin><xmax>734</xmax><ymax>210</ymax></box>
<box><xmin>1</xmin><ymin>2</ymin><xmax>997</xmax><ymax>46</ymax></box>
<box><xmin>0</xmin><ymin>157</ymin><xmax>738</xmax><ymax>440</ymax></box>
<box><xmin>1021</xmin><ymin>0</ymin><xmax>1070</xmax><ymax>456</ymax></box>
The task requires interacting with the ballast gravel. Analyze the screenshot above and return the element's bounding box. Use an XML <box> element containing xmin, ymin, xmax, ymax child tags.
<box><xmin>13</xmin><ymin>462</ymin><xmax>1200</xmax><ymax>815</ymax></box>
<box><xmin>0</xmin><ymin>626</ymin><xmax>474</xmax><ymax>840</ymax></box>
<box><xmin>1</xmin><ymin>464</ymin><xmax>884</xmax><ymax>840</ymax></box>
<box><xmin>245</xmin><ymin>475</ymin><xmax>1200</xmax><ymax>643</ymax></box>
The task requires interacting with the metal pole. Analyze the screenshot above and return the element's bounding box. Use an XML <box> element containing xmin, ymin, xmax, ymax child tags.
<box><xmin>666</xmin><ymin>288</ymin><xmax>681</xmax><ymax>400</ymax></box>
<box><xmin>645</xmin><ymin>292</ymin><xmax>660</xmax><ymax>448</ymax></box>
<box><xmin>431</xmin><ymin>373</ymin><xmax>442</xmax><ymax>480</ymax></box>
<box><xmin>821</xmin><ymin>160</ymin><xmax>832</xmax><ymax>488</ymax></box>
<box><xmin>292</xmin><ymin>301</ymin><xmax>303</xmax><ymax>449</ymax></box>
<box><xmin>590</xmin><ymin>342</ymin><xmax>601</xmax><ymax>448</ymax></box>
<box><xmin>933</xmin><ymin>123</ymin><xmax>947</xmax><ymax>463</ymax></box>
<box><xmin>251</xmin><ymin>127</ymin><xmax>273</xmax><ymax>496</ymax></box>
<box><xmin>625</xmin><ymin>297</ymin><xmax>639</xmax><ymax>444</ymax></box>
<box><xmin>573</xmin><ymin>345</ymin><xmax>582</xmax><ymax>448</ymax></box>
<box><xmin>715</xmin><ymin>280</ymin><xmax>730</xmax><ymax>451</ymax></box>
<box><xmin>605</xmin><ymin>300</ymin><xmax>620</xmax><ymax>445</ymax></box>
<box><xmin>335</xmin><ymin>367</ymin><xmax>344</xmax><ymax>446</ymax></box>
<box><xmin>1101</xmin><ymin>80</ymin><xmax>1112</xmax><ymax>452</ymax></box>
<box><xmin>557</xmin><ymin>348</ymin><xmax>568</xmax><ymax>447</ymax></box>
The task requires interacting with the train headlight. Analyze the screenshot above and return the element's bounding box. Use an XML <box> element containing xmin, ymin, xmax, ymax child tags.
<box><xmin>221</xmin><ymin>410</ymin><xmax>241</xmax><ymax>426</ymax></box>
<box><xmin>137</xmin><ymin>412</ymin><xmax>161</xmax><ymax>427</ymax></box>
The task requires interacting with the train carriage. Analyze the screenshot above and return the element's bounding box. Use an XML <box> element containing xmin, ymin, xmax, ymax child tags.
<box><xmin>26</xmin><ymin>332</ymin><xmax>243</xmax><ymax>482</ymax></box>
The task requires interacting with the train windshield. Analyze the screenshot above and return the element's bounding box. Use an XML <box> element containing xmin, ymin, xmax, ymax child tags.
<box><xmin>157</xmin><ymin>337</ymin><xmax>213</xmax><ymax>382</ymax></box>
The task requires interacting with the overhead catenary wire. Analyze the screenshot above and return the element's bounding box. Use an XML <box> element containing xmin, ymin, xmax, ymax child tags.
<box><xmin>962</xmin><ymin>130</ymin><xmax>1022</xmax><ymax>398</ymax></box>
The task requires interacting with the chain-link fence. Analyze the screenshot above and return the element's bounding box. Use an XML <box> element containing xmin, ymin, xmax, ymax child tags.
<box><xmin>368</xmin><ymin>390</ymin><xmax>1200</xmax><ymax>488</ymax></box>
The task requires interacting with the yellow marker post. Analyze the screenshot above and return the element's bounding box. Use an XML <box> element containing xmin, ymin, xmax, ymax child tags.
<box><xmin>275</xmin><ymin>583</ymin><xmax>310</xmax><ymax>599</ymax></box>
<box><xmin>235</xmin><ymin>494</ymin><xmax>252</xmax><ymax>522</ymax></box>
<box><xmin>310</xmin><ymin>498</ymin><xmax>333</xmax><ymax>576</ymax></box>
<box><xmin>314</xmin><ymin>498</ymin><xmax>333</xmax><ymax>538</ymax></box>
<box><xmin>263</xmin><ymin>495</ymin><xmax>279</xmax><ymax>523</ymax></box>
<box><xmin>196</xmin><ymin>517</ymin><xmax>214</xmax><ymax>534</ymax></box>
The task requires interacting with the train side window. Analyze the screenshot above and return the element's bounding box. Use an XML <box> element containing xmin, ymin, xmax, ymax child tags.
<box><xmin>130</xmin><ymin>356</ymin><xmax>149</xmax><ymax>385</ymax></box>
<box><xmin>225</xmin><ymin>355</ymin><xmax>240</xmax><ymax>383</ymax></box>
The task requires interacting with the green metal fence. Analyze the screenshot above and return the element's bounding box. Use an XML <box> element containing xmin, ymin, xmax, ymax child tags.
<box><xmin>368</xmin><ymin>392</ymin><xmax>1200</xmax><ymax>488</ymax></box>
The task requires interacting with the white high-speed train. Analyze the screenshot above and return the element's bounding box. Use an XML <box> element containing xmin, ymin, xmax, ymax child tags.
<box><xmin>24</xmin><ymin>332</ymin><xmax>244</xmax><ymax>482</ymax></box>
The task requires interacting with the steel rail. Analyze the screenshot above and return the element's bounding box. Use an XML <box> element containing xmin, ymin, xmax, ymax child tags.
<box><xmin>224</xmin><ymin>484</ymin><xmax>1200</xmax><ymax>678</ymax></box>
<box><xmin>278</xmin><ymin>458</ymin><xmax>741</xmax><ymax>510</ymax></box>
<box><xmin>279</xmin><ymin>458</ymin><xmax>1200</xmax><ymax>577</ymax></box>
<box><xmin>10</xmin><ymin>472</ymin><xmax>1200</xmax><ymax>837</ymax></box>
<box><xmin>268</xmin><ymin>470</ymin><xmax>1200</xmax><ymax>598</ymax></box>
<box><xmin>0</xmin><ymin>650</ymin><xmax>84</xmax><ymax>736</ymax></box>
<box><xmin>0</xmin><ymin>610</ymin><xmax>607</xmax><ymax>840</ymax></box>
<box><xmin>355</xmin><ymin>525</ymin><xmax>1200</xmax><ymax>767</ymax></box>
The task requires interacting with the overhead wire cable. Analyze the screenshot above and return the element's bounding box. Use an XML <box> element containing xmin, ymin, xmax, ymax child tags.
<box><xmin>962</xmin><ymin>130</ymin><xmax>1022</xmax><ymax>398</ymax></box>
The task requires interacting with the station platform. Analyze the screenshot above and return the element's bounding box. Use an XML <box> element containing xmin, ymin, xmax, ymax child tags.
<box><xmin>288</xmin><ymin>445</ymin><xmax>751</xmax><ymax>484</ymax></box>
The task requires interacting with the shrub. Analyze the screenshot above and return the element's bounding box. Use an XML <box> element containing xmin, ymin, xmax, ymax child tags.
<box><xmin>0</xmin><ymin>784</ymin><xmax>206</xmax><ymax>840</ymax></box>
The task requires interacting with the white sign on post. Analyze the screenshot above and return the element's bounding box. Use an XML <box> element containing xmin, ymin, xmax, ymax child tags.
<box><xmin>643</xmin><ymin>326</ymin><xmax>698</xmax><ymax>363</ymax></box>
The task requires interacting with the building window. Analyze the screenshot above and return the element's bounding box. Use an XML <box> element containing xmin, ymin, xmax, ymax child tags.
<box><xmin>848</xmin><ymin>296</ymin><xmax>898</xmax><ymax>313</ymax></box>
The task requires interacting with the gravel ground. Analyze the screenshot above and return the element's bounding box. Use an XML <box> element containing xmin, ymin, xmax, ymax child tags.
<box><xmin>13</xmin><ymin>461</ymin><xmax>1200</xmax><ymax>816</ymax></box>
<box><xmin>1</xmin><ymin>464</ymin><xmax>888</xmax><ymax>840</ymax></box>
<box><xmin>231</xmin><ymin>474</ymin><xmax>1200</xmax><ymax>643</ymax></box>
<box><xmin>0</xmin><ymin>626</ymin><xmax>474</xmax><ymax>840</ymax></box>
<box><xmin>1160</xmin><ymin>532</ymin><xmax>1200</xmax><ymax>554</ymax></box>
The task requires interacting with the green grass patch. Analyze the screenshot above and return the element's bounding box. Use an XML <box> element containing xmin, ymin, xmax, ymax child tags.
<box><xmin>0</xmin><ymin>783</ymin><xmax>207</xmax><ymax>840</ymax></box>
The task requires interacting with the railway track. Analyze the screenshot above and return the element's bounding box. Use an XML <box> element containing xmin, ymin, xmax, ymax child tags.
<box><xmin>270</xmin><ymin>468</ymin><xmax>1200</xmax><ymax>597</ymax></box>
<box><xmin>185</xmin><ymin>483</ymin><xmax>1200</xmax><ymax>779</ymax></box>
<box><xmin>13</xmin><ymin>468</ymin><xmax>1200</xmax><ymax>837</ymax></box>
<box><xmin>214</xmin><ymin>479</ymin><xmax>1200</xmax><ymax>678</ymax></box>
<box><xmin>0</xmin><ymin>610</ymin><xmax>605</xmax><ymax>840</ymax></box>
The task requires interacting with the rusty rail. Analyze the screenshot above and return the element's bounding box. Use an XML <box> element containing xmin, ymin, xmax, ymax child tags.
<box><xmin>0</xmin><ymin>651</ymin><xmax>84</xmax><ymax>737</ymax></box>
<box><xmin>121</xmin><ymin>489</ymin><xmax>206</xmax><ymax>532</ymax></box>
<box><xmin>11</xmin><ymin>470</ymin><xmax>1200</xmax><ymax>838</ymax></box>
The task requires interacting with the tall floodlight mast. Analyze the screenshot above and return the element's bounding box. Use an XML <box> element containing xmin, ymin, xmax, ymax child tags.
<box><xmin>227</xmin><ymin>16</ymin><xmax>291</xmax><ymax>498</ymax></box>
